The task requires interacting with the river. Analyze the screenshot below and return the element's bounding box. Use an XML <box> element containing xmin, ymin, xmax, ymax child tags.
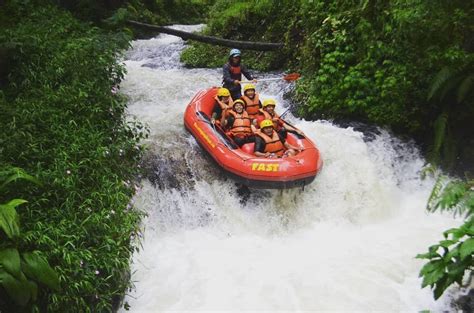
<box><xmin>120</xmin><ymin>25</ymin><xmax>460</xmax><ymax>312</ymax></box>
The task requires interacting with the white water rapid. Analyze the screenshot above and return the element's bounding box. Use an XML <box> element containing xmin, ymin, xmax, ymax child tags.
<box><xmin>120</xmin><ymin>25</ymin><xmax>461</xmax><ymax>312</ymax></box>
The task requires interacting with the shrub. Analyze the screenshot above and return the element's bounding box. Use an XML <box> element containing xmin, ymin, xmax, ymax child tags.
<box><xmin>0</xmin><ymin>4</ymin><xmax>147</xmax><ymax>311</ymax></box>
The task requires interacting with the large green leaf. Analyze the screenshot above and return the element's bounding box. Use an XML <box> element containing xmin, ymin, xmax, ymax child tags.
<box><xmin>459</xmin><ymin>238</ymin><xmax>474</xmax><ymax>260</ymax></box>
<box><xmin>433</xmin><ymin>276</ymin><xmax>452</xmax><ymax>300</ymax></box>
<box><xmin>420</xmin><ymin>259</ymin><xmax>443</xmax><ymax>276</ymax></box>
<box><xmin>0</xmin><ymin>203</ymin><xmax>20</xmax><ymax>239</ymax></box>
<box><xmin>0</xmin><ymin>269</ymin><xmax>31</xmax><ymax>306</ymax></box>
<box><xmin>21</xmin><ymin>252</ymin><xmax>60</xmax><ymax>291</ymax></box>
<box><xmin>0</xmin><ymin>167</ymin><xmax>41</xmax><ymax>191</ymax></box>
<box><xmin>5</xmin><ymin>198</ymin><xmax>28</xmax><ymax>209</ymax></box>
<box><xmin>27</xmin><ymin>280</ymin><xmax>38</xmax><ymax>302</ymax></box>
<box><xmin>422</xmin><ymin>267</ymin><xmax>446</xmax><ymax>288</ymax></box>
<box><xmin>443</xmin><ymin>227</ymin><xmax>466</xmax><ymax>240</ymax></box>
<box><xmin>0</xmin><ymin>248</ymin><xmax>21</xmax><ymax>279</ymax></box>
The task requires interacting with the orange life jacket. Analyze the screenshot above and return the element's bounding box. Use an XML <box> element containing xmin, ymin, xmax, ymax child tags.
<box><xmin>228</xmin><ymin>110</ymin><xmax>252</xmax><ymax>137</ymax></box>
<box><xmin>256</xmin><ymin>130</ymin><xmax>285</xmax><ymax>156</ymax></box>
<box><xmin>229</xmin><ymin>64</ymin><xmax>241</xmax><ymax>80</ymax></box>
<box><xmin>241</xmin><ymin>94</ymin><xmax>260</xmax><ymax>119</ymax></box>
<box><xmin>258</xmin><ymin>109</ymin><xmax>283</xmax><ymax>130</ymax></box>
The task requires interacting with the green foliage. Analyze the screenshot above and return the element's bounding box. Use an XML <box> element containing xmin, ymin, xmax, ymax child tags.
<box><xmin>0</xmin><ymin>199</ymin><xmax>23</xmax><ymax>239</ymax></box>
<box><xmin>156</xmin><ymin>0</ymin><xmax>215</xmax><ymax>24</ymax></box>
<box><xmin>0</xmin><ymin>3</ymin><xmax>148</xmax><ymax>311</ymax></box>
<box><xmin>0</xmin><ymin>166</ymin><xmax>59</xmax><ymax>309</ymax></box>
<box><xmin>0</xmin><ymin>167</ymin><xmax>41</xmax><ymax>191</ymax></box>
<box><xmin>57</xmin><ymin>0</ymin><xmax>215</xmax><ymax>25</ymax></box>
<box><xmin>21</xmin><ymin>252</ymin><xmax>61</xmax><ymax>291</ymax></box>
<box><xmin>426</xmin><ymin>59</ymin><xmax>474</xmax><ymax>169</ymax></box>
<box><xmin>427</xmin><ymin>175</ymin><xmax>474</xmax><ymax>218</ymax></box>
<box><xmin>181</xmin><ymin>41</ymin><xmax>228</xmax><ymax>68</ymax></box>
<box><xmin>418</xmin><ymin>174</ymin><xmax>474</xmax><ymax>299</ymax></box>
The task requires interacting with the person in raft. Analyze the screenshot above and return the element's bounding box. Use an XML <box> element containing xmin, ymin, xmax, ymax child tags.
<box><xmin>211</xmin><ymin>87</ymin><xmax>233</xmax><ymax>125</ymax></box>
<box><xmin>240</xmin><ymin>83</ymin><xmax>262</xmax><ymax>122</ymax></box>
<box><xmin>254</xmin><ymin>119</ymin><xmax>302</xmax><ymax>158</ymax></box>
<box><xmin>222</xmin><ymin>48</ymin><xmax>255</xmax><ymax>100</ymax></box>
<box><xmin>223</xmin><ymin>99</ymin><xmax>255</xmax><ymax>147</ymax></box>
<box><xmin>255</xmin><ymin>98</ymin><xmax>304</xmax><ymax>138</ymax></box>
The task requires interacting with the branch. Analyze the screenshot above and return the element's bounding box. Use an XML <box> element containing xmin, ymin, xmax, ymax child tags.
<box><xmin>127</xmin><ymin>20</ymin><xmax>284</xmax><ymax>51</ymax></box>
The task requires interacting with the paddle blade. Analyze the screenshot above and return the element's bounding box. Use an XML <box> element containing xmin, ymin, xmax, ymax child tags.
<box><xmin>283</xmin><ymin>73</ymin><xmax>301</xmax><ymax>81</ymax></box>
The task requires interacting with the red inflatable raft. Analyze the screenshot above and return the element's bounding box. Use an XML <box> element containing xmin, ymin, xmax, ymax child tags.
<box><xmin>184</xmin><ymin>87</ymin><xmax>323</xmax><ymax>189</ymax></box>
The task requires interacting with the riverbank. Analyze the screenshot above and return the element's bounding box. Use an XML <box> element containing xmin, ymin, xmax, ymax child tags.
<box><xmin>0</xmin><ymin>4</ymin><xmax>147</xmax><ymax>311</ymax></box>
<box><xmin>0</xmin><ymin>1</ymin><xmax>217</xmax><ymax>310</ymax></box>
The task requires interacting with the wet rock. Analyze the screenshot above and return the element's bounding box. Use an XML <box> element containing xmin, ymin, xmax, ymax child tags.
<box><xmin>236</xmin><ymin>183</ymin><xmax>251</xmax><ymax>204</ymax></box>
<box><xmin>454</xmin><ymin>289</ymin><xmax>474</xmax><ymax>313</ymax></box>
<box><xmin>333</xmin><ymin>119</ymin><xmax>382</xmax><ymax>142</ymax></box>
<box><xmin>142</xmin><ymin>154</ymin><xmax>194</xmax><ymax>190</ymax></box>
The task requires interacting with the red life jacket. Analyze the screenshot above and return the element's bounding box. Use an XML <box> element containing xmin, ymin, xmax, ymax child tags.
<box><xmin>258</xmin><ymin>109</ymin><xmax>283</xmax><ymax>130</ymax></box>
<box><xmin>256</xmin><ymin>130</ymin><xmax>285</xmax><ymax>156</ymax></box>
<box><xmin>241</xmin><ymin>94</ymin><xmax>260</xmax><ymax>119</ymax></box>
<box><xmin>229</xmin><ymin>64</ymin><xmax>242</xmax><ymax>81</ymax></box>
<box><xmin>228</xmin><ymin>110</ymin><xmax>252</xmax><ymax>138</ymax></box>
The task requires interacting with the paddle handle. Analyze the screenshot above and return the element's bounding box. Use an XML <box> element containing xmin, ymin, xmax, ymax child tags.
<box><xmin>241</xmin><ymin>77</ymin><xmax>283</xmax><ymax>83</ymax></box>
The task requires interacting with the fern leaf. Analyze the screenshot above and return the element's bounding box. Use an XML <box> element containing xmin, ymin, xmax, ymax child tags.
<box><xmin>428</xmin><ymin>67</ymin><xmax>454</xmax><ymax>101</ymax></box>
<box><xmin>456</xmin><ymin>73</ymin><xmax>474</xmax><ymax>103</ymax></box>
<box><xmin>427</xmin><ymin>175</ymin><xmax>448</xmax><ymax>212</ymax></box>
<box><xmin>432</xmin><ymin>113</ymin><xmax>448</xmax><ymax>158</ymax></box>
<box><xmin>360</xmin><ymin>0</ymin><xmax>370</xmax><ymax>11</ymax></box>
<box><xmin>438</xmin><ymin>75</ymin><xmax>464</xmax><ymax>103</ymax></box>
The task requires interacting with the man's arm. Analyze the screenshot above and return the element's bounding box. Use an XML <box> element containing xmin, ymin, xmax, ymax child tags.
<box><xmin>254</xmin><ymin>137</ymin><xmax>270</xmax><ymax>157</ymax></box>
<box><xmin>240</xmin><ymin>64</ymin><xmax>253</xmax><ymax>80</ymax></box>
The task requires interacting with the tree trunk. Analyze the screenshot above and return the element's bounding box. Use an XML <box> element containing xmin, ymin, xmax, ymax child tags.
<box><xmin>127</xmin><ymin>20</ymin><xmax>284</xmax><ymax>51</ymax></box>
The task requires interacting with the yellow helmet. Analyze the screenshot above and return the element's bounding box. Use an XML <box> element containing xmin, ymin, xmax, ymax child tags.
<box><xmin>262</xmin><ymin>98</ymin><xmax>276</xmax><ymax>107</ymax></box>
<box><xmin>243</xmin><ymin>84</ymin><xmax>256</xmax><ymax>92</ymax></box>
<box><xmin>217</xmin><ymin>88</ymin><xmax>230</xmax><ymax>97</ymax></box>
<box><xmin>260</xmin><ymin>119</ymin><xmax>274</xmax><ymax>129</ymax></box>
<box><xmin>233</xmin><ymin>99</ymin><xmax>246</xmax><ymax>107</ymax></box>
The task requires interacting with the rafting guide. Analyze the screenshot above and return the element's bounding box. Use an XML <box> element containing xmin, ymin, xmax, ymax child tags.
<box><xmin>222</xmin><ymin>48</ymin><xmax>256</xmax><ymax>100</ymax></box>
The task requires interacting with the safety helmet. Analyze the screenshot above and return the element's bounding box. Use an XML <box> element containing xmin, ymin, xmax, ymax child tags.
<box><xmin>262</xmin><ymin>98</ymin><xmax>277</xmax><ymax>107</ymax></box>
<box><xmin>233</xmin><ymin>99</ymin><xmax>246</xmax><ymax>108</ymax></box>
<box><xmin>260</xmin><ymin>119</ymin><xmax>274</xmax><ymax>129</ymax></box>
<box><xmin>243</xmin><ymin>84</ymin><xmax>256</xmax><ymax>92</ymax></box>
<box><xmin>217</xmin><ymin>88</ymin><xmax>230</xmax><ymax>97</ymax></box>
<box><xmin>229</xmin><ymin>48</ymin><xmax>241</xmax><ymax>57</ymax></box>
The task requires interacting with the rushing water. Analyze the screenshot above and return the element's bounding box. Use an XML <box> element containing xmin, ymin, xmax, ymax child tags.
<box><xmin>120</xmin><ymin>25</ymin><xmax>461</xmax><ymax>312</ymax></box>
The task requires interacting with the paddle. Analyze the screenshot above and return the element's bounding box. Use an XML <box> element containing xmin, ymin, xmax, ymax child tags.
<box><xmin>280</xmin><ymin>108</ymin><xmax>290</xmax><ymax>119</ymax></box>
<box><xmin>241</xmin><ymin>72</ymin><xmax>300</xmax><ymax>84</ymax></box>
